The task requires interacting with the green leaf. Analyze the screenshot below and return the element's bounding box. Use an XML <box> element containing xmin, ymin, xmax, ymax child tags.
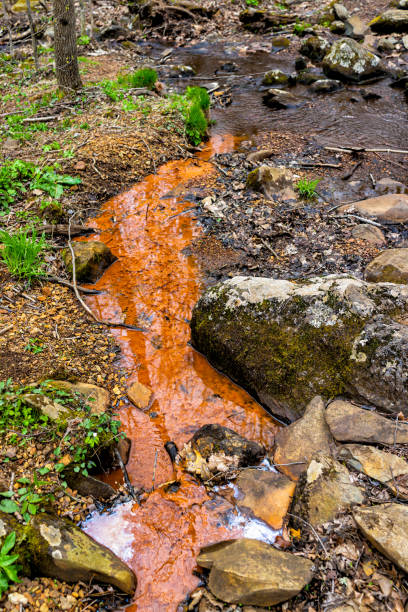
<box><xmin>0</xmin><ymin>532</ymin><xmax>15</xmax><ymax>555</ymax></box>
<box><xmin>28</xmin><ymin>504</ymin><xmax>37</xmax><ymax>515</ymax></box>
<box><xmin>0</xmin><ymin>492</ymin><xmax>14</xmax><ymax>498</ymax></box>
<box><xmin>0</xmin><ymin>499</ymin><xmax>18</xmax><ymax>514</ymax></box>
<box><xmin>3</xmin><ymin>564</ymin><xmax>20</xmax><ymax>583</ymax></box>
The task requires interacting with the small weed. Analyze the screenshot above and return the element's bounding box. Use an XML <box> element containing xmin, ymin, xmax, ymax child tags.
<box><xmin>0</xmin><ymin>532</ymin><xmax>20</xmax><ymax>595</ymax></box>
<box><xmin>24</xmin><ymin>338</ymin><xmax>44</xmax><ymax>354</ymax></box>
<box><xmin>101</xmin><ymin>68</ymin><xmax>158</xmax><ymax>102</ymax></box>
<box><xmin>77</xmin><ymin>34</ymin><xmax>90</xmax><ymax>46</ymax></box>
<box><xmin>0</xmin><ymin>228</ymin><xmax>46</xmax><ymax>281</ymax></box>
<box><xmin>185</xmin><ymin>103</ymin><xmax>207</xmax><ymax>146</ymax></box>
<box><xmin>296</xmin><ymin>177</ymin><xmax>320</xmax><ymax>199</ymax></box>
<box><xmin>293</xmin><ymin>20</ymin><xmax>312</xmax><ymax>35</ymax></box>
<box><xmin>79</xmin><ymin>122</ymin><xmax>90</xmax><ymax>129</ymax></box>
<box><xmin>246</xmin><ymin>0</ymin><xmax>259</xmax><ymax>6</ymax></box>
<box><xmin>0</xmin><ymin>472</ymin><xmax>54</xmax><ymax>523</ymax></box>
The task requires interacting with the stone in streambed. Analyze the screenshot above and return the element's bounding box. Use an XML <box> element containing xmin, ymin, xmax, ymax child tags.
<box><xmin>262</xmin><ymin>70</ymin><xmax>289</xmax><ymax>86</ymax></box>
<box><xmin>333</xmin><ymin>3</ymin><xmax>349</xmax><ymax>21</ymax></box>
<box><xmin>326</xmin><ymin>400</ymin><xmax>408</xmax><ymax>444</ymax></box>
<box><xmin>354</xmin><ymin>504</ymin><xmax>408</xmax><ymax>571</ymax></box>
<box><xmin>64</xmin><ymin>471</ymin><xmax>116</xmax><ymax>500</ymax></box>
<box><xmin>273</xmin><ymin>396</ymin><xmax>334</xmax><ymax>481</ymax></box>
<box><xmin>365</xmin><ymin>248</ymin><xmax>408</xmax><ymax>284</ymax></box>
<box><xmin>322</xmin><ymin>38</ymin><xmax>386</xmax><ymax>82</ymax></box>
<box><xmin>339</xmin><ymin>194</ymin><xmax>408</xmax><ymax>223</ymax></box>
<box><xmin>292</xmin><ymin>453</ymin><xmax>365</xmax><ymax>527</ymax></box>
<box><xmin>190</xmin><ymin>274</ymin><xmax>408</xmax><ymax>421</ymax></box>
<box><xmin>246</xmin><ymin>165</ymin><xmax>295</xmax><ymax>200</ymax></box>
<box><xmin>197</xmin><ymin>538</ymin><xmax>314</xmax><ymax>606</ymax></box>
<box><xmin>262</xmin><ymin>88</ymin><xmax>300</xmax><ymax>109</ymax></box>
<box><xmin>127</xmin><ymin>381</ymin><xmax>153</xmax><ymax>409</ymax></box>
<box><xmin>344</xmin><ymin>15</ymin><xmax>368</xmax><ymax>40</ymax></box>
<box><xmin>235</xmin><ymin>468</ymin><xmax>295</xmax><ymax>529</ymax></box>
<box><xmin>370</xmin><ymin>9</ymin><xmax>408</xmax><ymax>33</ymax></box>
<box><xmin>337</xmin><ymin>444</ymin><xmax>408</xmax><ymax>489</ymax></box>
<box><xmin>30</xmin><ymin>513</ymin><xmax>136</xmax><ymax>594</ymax></box>
<box><xmin>62</xmin><ymin>241</ymin><xmax>115</xmax><ymax>283</ymax></box>
<box><xmin>179</xmin><ymin>424</ymin><xmax>264</xmax><ymax>480</ymax></box>
<box><xmin>300</xmin><ymin>36</ymin><xmax>330</xmax><ymax>62</ymax></box>
<box><xmin>309</xmin><ymin>78</ymin><xmax>342</xmax><ymax>93</ymax></box>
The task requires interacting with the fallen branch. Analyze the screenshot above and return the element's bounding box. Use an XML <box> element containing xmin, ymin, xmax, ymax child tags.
<box><xmin>31</xmin><ymin>223</ymin><xmax>94</xmax><ymax>237</ymax></box>
<box><xmin>0</xmin><ymin>324</ymin><xmax>12</xmax><ymax>336</ymax></box>
<box><xmin>163</xmin><ymin>4</ymin><xmax>197</xmax><ymax>20</ymax></box>
<box><xmin>296</xmin><ymin>161</ymin><xmax>342</xmax><ymax>169</ymax></box>
<box><xmin>325</xmin><ymin>146</ymin><xmax>408</xmax><ymax>155</ymax></box>
<box><xmin>339</xmin><ymin>213</ymin><xmax>385</xmax><ymax>229</ymax></box>
<box><xmin>22</xmin><ymin>115</ymin><xmax>59</xmax><ymax>123</ymax></box>
<box><xmin>114</xmin><ymin>448</ymin><xmax>138</xmax><ymax>503</ymax></box>
<box><xmin>43</xmin><ymin>274</ymin><xmax>103</xmax><ymax>295</ymax></box>
<box><xmin>341</xmin><ymin>160</ymin><xmax>362</xmax><ymax>180</ymax></box>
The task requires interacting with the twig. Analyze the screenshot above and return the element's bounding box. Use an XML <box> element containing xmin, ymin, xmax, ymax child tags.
<box><xmin>0</xmin><ymin>324</ymin><xmax>12</xmax><ymax>335</ymax></box>
<box><xmin>341</xmin><ymin>160</ymin><xmax>362</xmax><ymax>181</ymax></box>
<box><xmin>91</xmin><ymin>157</ymin><xmax>103</xmax><ymax>179</ymax></box>
<box><xmin>167</xmin><ymin>206</ymin><xmax>198</xmax><ymax>220</ymax></box>
<box><xmin>152</xmin><ymin>450</ymin><xmax>158</xmax><ymax>491</ymax></box>
<box><xmin>296</xmin><ymin>162</ymin><xmax>342</xmax><ymax>169</ymax></box>
<box><xmin>114</xmin><ymin>448</ymin><xmax>138</xmax><ymax>502</ymax></box>
<box><xmin>324</xmin><ymin>145</ymin><xmax>408</xmax><ymax>155</ymax></box>
<box><xmin>339</xmin><ymin>213</ymin><xmax>385</xmax><ymax>229</ymax></box>
<box><xmin>163</xmin><ymin>4</ymin><xmax>197</xmax><ymax>20</ymax></box>
<box><xmin>373</xmin><ymin>151</ymin><xmax>407</xmax><ymax>171</ymax></box>
<box><xmin>369</xmin><ymin>173</ymin><xmax>376</xmax><ymax>188</ymax></box>
<box><xmin>208</xmin><ymin>159</ymin><xmax>228</xmax><ymax>176</ymax></box>
<box><xmin>139</xmin><ymin>135</ymin><xmax>156</xmax><ymax>174</ymax></box>
<box><xmin>260</xmin><ymin>237</ymin><xmax>279</xmax><ymax>258</ymax></box>
<box><xmin>287</xmin><ymin>512</ymin><xmax>328</xmax><ymax>555</ymax></box>
<box><xmin>22</xmin><ymin>115</ymin><xmax>59</xmax><ymax>123</ymax></box>
<box><xmin>43</xmin><ymin>274</ymin><xmax>103</xmax><ymax>295</ymax></box>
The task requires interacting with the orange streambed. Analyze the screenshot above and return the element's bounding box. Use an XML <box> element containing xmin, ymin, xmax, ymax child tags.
<box><xmin>83</xmin><ymin>134</ymin><xmax>279</xmax><ymax>610</ymax></box>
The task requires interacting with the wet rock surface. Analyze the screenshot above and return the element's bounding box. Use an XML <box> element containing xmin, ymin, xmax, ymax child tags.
<box><xmin>326</xmin><ymin>400</ymin><xmax>408</xmax><ymax>444</ymax></box>
<box><xmin>370</xmin><ymin>9</ymin><xmax>408</xmax><ymax>32</ymax></box>
<box><xmin>339</xmin><ymin>194</ymin><xmax>408</xmax><ymax>223</ymax></box>
<box><xmin>191</xmin><ymin>274</ymin><xmax>408</xmax><ymax>421</ymax></box>
<box><xmin>197</xmin><ymin>538</ymin><xmax>314</xmax><ymax>606</ymax></box>
<box><xmin>337</xmin><ymin>444</ymin><xmax>408</xmax><ymax>487</ymax></box>
<box><xmin>292</xmin><ymin>453</ymin><xmax>365</xmax><ymax>527</ymax></box>
<box><xmin>62</xmin><ymin>241</ymin><xmax>115</xmax><ymax>283</ymax></box>
<box><xmin>273</xmin><ymin>396</ymin><xmax>334</xmax><ymax>481</ymax></box>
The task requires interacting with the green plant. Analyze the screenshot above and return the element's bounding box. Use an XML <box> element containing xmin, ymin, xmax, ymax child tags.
<box><xmin>127</xmin><ymin>67</ymin><xmax>157</xmax><ymax>89</ymax></box>
<box><xmin>296</xmin><ymin>177</ymin><xmax>320</xmax><ymax>199</ymax></box>
<box><xmin>246</xmin><ymin>0</ymin><xmax>259</xmax><ymax>6</ymax></box>
<box><xmin>0</xmin><ymin>472</ymin><xmax>54</xmax><ymax>523</ymax></box>
<box><xmin>185</xmin><ymin>103</ymin><xmax>207</xmax><ymax>146</ymax></box>
<box><xmin>77</xmin><ymin>34</ymin><xmax>90</xmax><ymax>45</ymax></box>
<box><xmin>0</xmin><ymin>227</ymin><xmax>46</xmax><ymax>281</ymax></box>
<box><xmin>186</xmin><ymin>86</ymin><xmax>210</xmax><ymax>111</ymax></box>
<box><xmin>293</xmin><ymin>20</ymin><xmax>312</xmax><ymax>35</ymax></box>
<box><xmin>24</xmin><ymin>338</ymin><xmax>44</xmax><ymax>354</ymax></box>
<box><xmin>0</xmin><ymin>532</ymin><xmax>20</xmax><ymax>595</ymax></box>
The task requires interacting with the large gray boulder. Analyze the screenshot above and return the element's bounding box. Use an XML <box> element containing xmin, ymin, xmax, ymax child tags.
<box><xmin>322</xmin><ymin>38</ymin><xmax>386</xmax><ymax>82</ymax></box>
<box><xmin>370</xmin><ymin>9</ymin><xmax>408</xmax><ymax>32</ymax></box>
<box><xmin>190</xmin><ymin>275</ymin><xmax>408</xmax><ymax>421</ymax></box>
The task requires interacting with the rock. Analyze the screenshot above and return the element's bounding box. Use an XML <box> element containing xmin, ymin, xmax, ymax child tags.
<box><xmin>62</xmin><ymin>241</ymin><xmax>115</xmax><ymax>284</ymax></box>
<box><xmin>47</xmin><ymin>380</ymin><xmax>110</xmax><ymax>415</ymax></box>
<box><xmin>8</xmin><ymin>593</ymin><xmax>28</xmax><ymax>606</ymax></box>
<box><xmin>365</xmin><ymin>248</ymin><xmax>408</xmax><ymax>284</ymax></box>
<box><xmin>179</xmin><ymin>424</ymin><xmax>264</xmax><ymax>480</ymax></box>
<box><xmin>262</xmin><ymin>69</ymin><xmax>289</xmax><ymax>86</ymax></box>
<box><xmin>353</xmin><ymin>504</ymin><xmax>408</xmax><ymax>571</ymax></box>
<box><xmin>295</xmin><ymin>56</ymin><xmax>307</xmax><ymax>71</ymax></box>
<box><xmin>272</xmin><ymin>36</ymin><xmax>291</xmax><ymax>47</ymax></box>
<box><xmin>403</xmin><ymin>34</ymin><xmax>408</xmax><ymax>48</ymax></box>
<box><xmin>322</xmin><ymin>38</ymin><xmax>385</xmax><ymax>82</ymax></box>
<box><xmin>262</xmin><ymin>88</ymin><xmax>300</xmax><ymax>109</ymax></box>
<box><xmin>338</xmin><ymin>194</ymin><xmax>408</xmax><ymax>223</ymax></box>
<box><xmin>235</xmin><ymin>468</ymin><xmax>296</xmax><ymax>529</ymax></box>
<box><xmin>190</xmin><ymin>274</ymin><xmax>408</xmax><ymax>421</ymax></box>
<box><xmin>326</xmin><ymin>400</ymin><xmax>408</xmax><ymax>444</ymax></box>
<box><xmin>399</xmin><ymin>0</ymin><xmax>408</xmax><ymax>8</ymax></box>
<box><xmin>296</xmin><ymin>70</ymin><xmax>325</xmax><ymax>85</ymax></box>
<box><xmin>64</xmin><ymin>471</ymin><xmax>116</xmax><ymax>500</ymax></box>
<box><xmin>370</xmin><ymin>9</ymin><xmax>408</xmax><ymax>33</ymax></box>
<box><xmin>337</xmin><ymin>444</ymin><xmax>408</xmax><ymax>487</ymax></box>
<box><xmin>344</xmin><ymin>15</ymin><xmax>368</xmax><ymax>40</ymax></box>
<box><xmin>169</xmin><ymin>64</ymin><xmax>196</xmax><ymax>77</ymax></box>
<box><xmin>333</xmin><ymin>3</ymin><xmax>349</xmax><ymax>21</ymax></box>
<box><xmin>300</xmin><ymin>36</ymin><xmax>330</xmax><ymax>62</ymax></box>
<box><xmin>117</xmin><ymin>436</ymin><xmax>131</xmax><ymax>464</ymax></box>
<box><xmin>309</xmin><ymin>78</ymin><xmax>342</xmax><ymax>93</ymax></box>
<box><xmin>273</xmin><ymin>396</ymin><xmax>334</xmax><ymax>481</ymax></box>
<box><xmin>351</xmin><ymin>224</ymin><xmax>386</xmax><ymax>245</ymax></box>
<box><xmin>246</xmin><ymin>165</ymin><xmax>294</xmax><ymax>200</ymax></box>
<box><xmin>331</xmin><ymin>20</ymin><xmax>346</xmax><ymax>33</ymax></box>
<box><xmin>378</xmin><ymin>36</ymin><xmax>398</xmax><ymax>52</ymax></box>
<box><xmin>197</xmin><ymin>539</ymin><xmax>314</xmax><ymax>606</ymax></box>
<box><xmin>127</xmin><ymin>381</ymin><xmax>152</xmax><ymax>409</ymax></box>
<box><xmin>22</xmin><ymin>393</ymin><xmax>72</xmax><ymax>421</ymax></box>
<box><xmin>375</xmin><ymin>178</ymin><xmax>406</xmax><ymax>195</ymax></box>
<box><xmin>12</xmin><ymin>0</ymin><xmax>39</xmax><ymax>10</ymax></box>
<box><xmin>30</xmin><ymin>513</ymin><xmax>136</xmax><ymax>594</ymax></box>
<box><xmin>292</xmin><ymin>453</ymin><xmax>365</xmax><ymax>527</ymax></box>
<box><xmin>239</xmin><ymin>8</ymin><xmax>298</xmax><ymax>32</ymax></box>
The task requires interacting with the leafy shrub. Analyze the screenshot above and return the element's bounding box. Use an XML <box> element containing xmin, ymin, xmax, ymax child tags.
<box><xmin>126</xmin><ymin>67</ymin><xmax>157</xmax><ymax>89</ymax></box>
<box><xmin>293</xmin><ymin>20</ymin><xmax>312</xmax><ymax>35</ymax></box>
<box><xmin>77</xmin><ymin>34</ymin><xmax>90</xmax><ymax>45</ymax></box>
<box><xmin>186</xmin><ymin>86</ymin><xmax>210</xmax><ymax>111</ymax></box>
<box><xmin>0</xmin><ymin>532</ymin><xmax>20</xmax><ymax>595</ymax></box>
<box><xmin>246</xmin><ymin>0</ymin><xmax>259</xmax><ymax>6</ymax></box>
<box><xmin>101</xmin><ymin>68</ymin><xmax>158</xmax><ymax>101</ymax></box>
<box><xmin>296</xmin><ymin>177</ymin><xmax>320</xmax><ymax>199</ymax></box>
<box><xmin>0</xmin><ymin>227</ymin><xmax>46</xmax><ymax>281</ymax></box>
<box><xmin>185</xmin><ymin>103</ymin><xmax>208</xmax><ymax>146</ymax></box>
<box><xmin>0</xmin><ymin>159</ymin><xmax>81</xmax><ymax>210</ymax></box>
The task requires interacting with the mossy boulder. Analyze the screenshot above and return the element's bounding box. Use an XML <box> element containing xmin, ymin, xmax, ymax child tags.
<box><xmin>300</xmin><ymin>35</ymin><xmax>330</xmax><ymax>62</ymax></box>
<box><xmin>370</xmin><ymin>9</ymin><xmax>408</xmax><ymax>33</ymax></box>
<box><xmin>262</xmin><ymin>69</ymin><xmax>289</xmax><ymax>86</ymax></box>
<box><xmin>322</xmin><ymin>38</ymin><xmax>386</xmax><ymax>82</ymax></box>
<box><xmin>190</xmin><ymin>275</ymin><xmax>408</xmax><ymax>421</ymax></box>
<box><xmin>62</xmin><ymin>241</ymin><xmax>115</xmax><ymax>283</ymax></box>
<box><xmin>239</xmin><ymin>8</ymin><xmax>298</xmax><ymax>31</ymax></box>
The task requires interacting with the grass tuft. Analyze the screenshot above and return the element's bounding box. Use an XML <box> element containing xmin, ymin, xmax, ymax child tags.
<box><xmin>0</xmin><ymin>227</ymin><xmax>46</xmax><ymax>281</ymax></box>
<box><xmin>296</xmin><ymin>177</ymin><xmax>320</xmax><ymax>199</ymax></box>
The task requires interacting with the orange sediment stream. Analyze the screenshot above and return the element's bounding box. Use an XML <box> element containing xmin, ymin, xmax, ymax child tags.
<box><xmin>83</xmin><ymin>134</ymin><xmax>279</xmax><ymax>610</ymax></box>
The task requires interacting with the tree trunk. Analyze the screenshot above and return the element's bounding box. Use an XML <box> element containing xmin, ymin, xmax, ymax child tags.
<box><xmin>53</xmin><ymin>0</ymin><xmax>82</xmax><ymax>92</ymax></box>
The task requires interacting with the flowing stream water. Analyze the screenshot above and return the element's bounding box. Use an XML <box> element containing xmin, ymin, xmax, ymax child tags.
<box><xmin>81</xmin><ymin>40</ymin><xmax>407</xmax><ymax>610</ymax></box>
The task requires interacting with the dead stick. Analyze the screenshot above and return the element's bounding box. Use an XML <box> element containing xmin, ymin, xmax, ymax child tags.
<box><xmin>325</xmin><ymin>146</ymin><xmax>408</xmax><ymax>155</ymax></box>
<box><xmin>22</xmin><ymin>115</ymin><xmax>59</xmax><ymax>123</ymax></box>
<box><xmin>286</xmin><ymin>512</ymin><xmax>328</xmax><ymax>555</ymax></box>
<box><xmin>114</xmin><ymin>448</ymin><xmax>138</xmax><ymax>502</ymax></box>
<box><xmin>0</xmin><ymin>324</ymin><xmax>12</xmax><ymax>335</ymax></box>
<box><xmin>43</xmin><ymin>274</ymin><xmax>103</xmax><ymax>294</ymax></box>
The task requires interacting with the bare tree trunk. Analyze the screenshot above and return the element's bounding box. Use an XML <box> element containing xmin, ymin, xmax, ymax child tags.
<box><xmin>53</xmin><ymin>0</ymin><xmax>82</xmax><ymax>92</ymax></box>
<box><xmin>26</xmin><ymin>0</ymin><xmax>39</xmax><ymax>70</ymax></box>
<box><xmin>88</xmin><ymin>0</ymin><xmax>94</xmax><ymax>38</ymax></box>
<box><xmin>79</xmin><ymin>0</ymin><xmax>86</xmax><ymax>35</ymax></box>
<box><xmin>1</xmin><ymin>0</ymin><xmax>14</xmax><ymax>57</ymax></box>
